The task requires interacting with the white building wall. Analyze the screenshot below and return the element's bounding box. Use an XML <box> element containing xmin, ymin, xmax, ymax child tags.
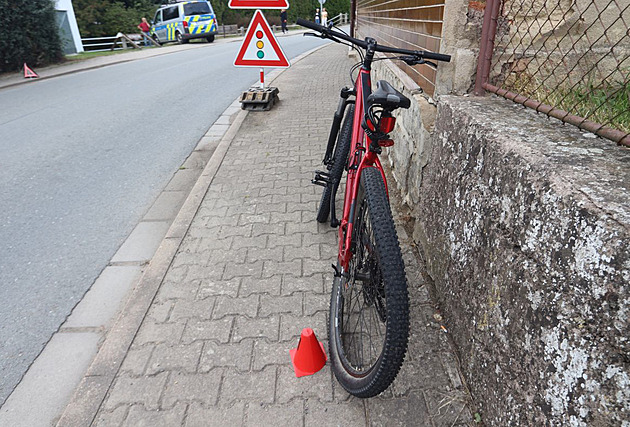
<box><xmin>55</xmin><ymin>0</ymin><xmax>83</xmax><ymax>53</ymax></box>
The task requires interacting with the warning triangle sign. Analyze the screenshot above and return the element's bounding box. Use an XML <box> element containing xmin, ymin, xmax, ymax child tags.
<box><xmin>234</xmin><ymin>10</ymin><xmax>290</xmax><ymax>68</ymax></box>
<box><xmin>23</xmin><ymin>63</ymin><xmax>39</xmax><ymax>79</ymax></box>
<box><xmin>228</xmin><ymin>0</ymin><xmax>288</xmax><ymax>10</ymax></box>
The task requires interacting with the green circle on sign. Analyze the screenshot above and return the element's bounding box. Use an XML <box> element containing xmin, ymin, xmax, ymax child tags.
<box><xmin>257</xmin><ymin>51</ymin><xmax>264</xmax><ymax>59</ymax></box>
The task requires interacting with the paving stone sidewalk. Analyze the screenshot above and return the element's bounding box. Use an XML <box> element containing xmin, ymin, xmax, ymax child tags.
<box><xmin>78</xmin><ymin>44</ymin><xmax>473</xmax><ymax>426</ymax></box>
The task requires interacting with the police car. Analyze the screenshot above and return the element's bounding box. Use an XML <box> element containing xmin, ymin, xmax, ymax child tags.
<box><xmin>151</xmin><ymin>1</ymin><xmax>218</xmax><ymax>44</ymax></box>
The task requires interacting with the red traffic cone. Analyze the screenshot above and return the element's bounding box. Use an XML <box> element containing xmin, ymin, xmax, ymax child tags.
<box><xmin>289</xmin><ymin>328</ymin><xmax>327</xmax><ymax>377</ymax></box>
<box><xmin>23</xmin><ymin>63</ymin><xmax>39</xmax><ymax>79</ymax></box>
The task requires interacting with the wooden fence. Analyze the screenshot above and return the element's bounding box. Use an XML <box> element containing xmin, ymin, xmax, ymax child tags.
<box><xmin>355</xmin><ymin>0</ymin><xmax>445</xmax><ymax>96</ymax></box>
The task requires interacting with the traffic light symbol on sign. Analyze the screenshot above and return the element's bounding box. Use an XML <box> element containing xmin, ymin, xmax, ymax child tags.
<box><xmin>234</xmin><ymin>10</ymin><xmax>289</xmax><ymax>68</ymax></box>
<box><xmin>256</xmin><ymin>31</ymin><xmax>264</xmax><ymax>58</ymax></box>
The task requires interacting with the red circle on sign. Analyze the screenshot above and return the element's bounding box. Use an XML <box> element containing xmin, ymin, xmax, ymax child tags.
<box><xmin>256</xmin><ymin>30</ymin><xmax>263</xmax><ymax>38</ymax></box>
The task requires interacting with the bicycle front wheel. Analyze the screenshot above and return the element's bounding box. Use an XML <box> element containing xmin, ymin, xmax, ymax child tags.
<box><xmin>329</xmin><ymin>167</ymin><xmax>409</xmax><ymax>397</ymax></box>
<box><xmin>317</xmin><ymin>105</ymin><xmax>354</xmax><ymax>223</ymax></box>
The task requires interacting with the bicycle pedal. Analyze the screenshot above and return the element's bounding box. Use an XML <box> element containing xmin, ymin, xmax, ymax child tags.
<box><xmin>312</xmin><ymin>170</ymin><xmax>331</xmax><ymax>187</ymax></box>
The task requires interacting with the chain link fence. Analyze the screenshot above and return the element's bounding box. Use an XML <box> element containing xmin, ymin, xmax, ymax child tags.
<box><xmin>475</xmin><ymin>0</ymin><xmax>630</xmax><ymax>147</ymax></box>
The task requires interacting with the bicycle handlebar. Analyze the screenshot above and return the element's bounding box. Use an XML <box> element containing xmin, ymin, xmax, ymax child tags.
<box><xmin>296</xmin><ymin>18</ymin><xmax>451</xmax><ymax>63</ymax></box>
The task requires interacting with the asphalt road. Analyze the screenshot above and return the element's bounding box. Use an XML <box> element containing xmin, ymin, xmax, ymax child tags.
<box><xmin>0</xmin><ymin>33</ymin><xmax>329</xmax><ymax>406</ymax></box>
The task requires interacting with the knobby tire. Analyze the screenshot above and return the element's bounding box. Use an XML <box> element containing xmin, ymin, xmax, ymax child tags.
<box><xmin>317</xmin><ymin>105</ymin><xmax>354</xmax><ymax>223</ymax></box>
<box><xmin>329</xmin><ymin>167</ymin><xmax>409</xmax><ymax>397</ymax></box>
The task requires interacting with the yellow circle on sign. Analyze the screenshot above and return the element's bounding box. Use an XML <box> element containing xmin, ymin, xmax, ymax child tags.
<box><xmin>256</xmin><ymin>40</ymin><xmax>264</xmax><ymax>49</ymax></box>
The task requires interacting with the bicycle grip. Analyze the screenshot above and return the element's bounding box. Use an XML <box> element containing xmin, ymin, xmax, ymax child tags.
<box><xmin>422</xmin><ymin>51</ymin><xmax>452</xmax><ymax>62</ymax></box>
<box><xmin>297</xmin><ymin>18</ymin><xmax>327</xmax><ymax>33</ymax></box>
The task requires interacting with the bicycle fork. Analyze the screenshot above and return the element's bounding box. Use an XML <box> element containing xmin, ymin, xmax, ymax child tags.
<box><xmin>338</xmin><ymin>149</ymin><xmax>384</xmax><ymax>271</ymax></box>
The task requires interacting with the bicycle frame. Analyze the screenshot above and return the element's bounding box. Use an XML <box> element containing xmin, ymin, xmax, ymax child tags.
<box><xmin>304</xmin><ymin>24</ymin><xmax>449</xmax><ymax>272</ymax></box>
<box><xmin>338</xmin><ymin>58</ymin><xmax>389</xmax><ymax>271</ymax></box>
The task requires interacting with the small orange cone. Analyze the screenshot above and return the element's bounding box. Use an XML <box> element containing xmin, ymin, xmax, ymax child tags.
<box><xmin>289</xmin><ymin>328</ymin><xmax>327</xmax><ymax>377</ymax></box>
<box><xmin>23</xmin><ymin>63</ymin><xmax>39</xmax><ymax>79</ymax></box>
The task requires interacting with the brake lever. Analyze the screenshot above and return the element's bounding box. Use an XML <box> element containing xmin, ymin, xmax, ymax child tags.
<box><xmin>399</xmin><ymin>55</ymin><xmax>415</xmax><ymax>65</ymax></box>
<box><xmin>400</xmin><ymin>56</ymin><xmax>438</xmax><ymax>68</ymax></box>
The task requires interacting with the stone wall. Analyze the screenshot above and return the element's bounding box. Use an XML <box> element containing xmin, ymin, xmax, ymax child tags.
<box><xmin>435</xmin><ymin>0</ymin><xmax>484</xmax><ymax>95</ymax></box>
<box><xmin>369</xmin><ymin>58</ymin><xmax>437</xmax><ymax>207</ymax></box>
<box><xmin>420</xmin><ymin>96</ymin><xmax>629</xmax><ymax>425</ymax></box>
<box><xmin>375</xmin><ymin>81</ymin><xmax>630</xmax><ymax>424</ymax></box>
<box><xmin>364</xmin><ymin>1</ymin><xmax>629</xmax><ymax>424</ymax></box>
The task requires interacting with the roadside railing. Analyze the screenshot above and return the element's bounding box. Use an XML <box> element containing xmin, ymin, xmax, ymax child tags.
<box><xmin>330</xmin><ymin>13</ymin><xmax>350</xmax><ymax>27</ymax></box>
<box><xmin>218</xmin><ymin>24</ymin><xmax>242</xmax><ymax>37</ymax></box>
<box><xmin>80</xmin><ymin>16</ymin><xmax>350</xmax><ymax>53</ymax></box>
<box><xmin>475</xmin><ymin>0</ymin><xmax>630</xmax><ymax>147</ymax></box>
<box><xmin>81</xmin><ymin>36</ymin><xmax>128</xmax><ymax>52</ymax></box>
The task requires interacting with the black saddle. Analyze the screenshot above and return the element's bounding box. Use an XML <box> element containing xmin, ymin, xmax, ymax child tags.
<box><xmin>366</xmin><ymin>80</ymin><xmax>411</xmax><ymax>110</ymax></box>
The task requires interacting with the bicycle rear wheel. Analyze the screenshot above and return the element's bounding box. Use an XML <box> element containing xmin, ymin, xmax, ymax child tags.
<box><xmin>329</xmin><ymin>167</ymin><xmax>409</xmax><ymax>397</ymax></box>
<box><xmin>317</xmin><ymin>105</ymin><xmax>354</xmax><ymax>223</ymax></box>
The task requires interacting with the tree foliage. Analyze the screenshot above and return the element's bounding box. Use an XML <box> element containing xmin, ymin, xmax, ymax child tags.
<box><xmin>74</xmin><ymin>0</ymin><xmax>157</xmax><ymax>37</ymax></box>
<box><xmin>74</xmin><ymin>0</ymin><xmax>350</xmax><ymax>37</ymax></box>
<box><xmin>0</xmin><ymin>0</ymin><xmax>63</xmax><ymax>72</ymax></box>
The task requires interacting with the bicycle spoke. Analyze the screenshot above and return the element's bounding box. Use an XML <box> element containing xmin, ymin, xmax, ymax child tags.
<box><xmin>368</xmin><ymin>299</ymin><xmax>384</xmax><ymax>357</ymax></box>
<box><xmin>337</xmin><ymin>194</ymin><xmax>391</xmax><ymax>372</ymax></box>
<box><xmin>343</xmin><ymin>275</ymin><xmax>363</xmax><ymax>366</ymax></box>
<box><xmin>359</xmin><ymin>296</ymin><xmax>373</xmax><ymax>366</ymax></box>
<box><xmin>346</xmin><ymin>280</ymin><xmax>364</xmax><ymax>367</ymax></box>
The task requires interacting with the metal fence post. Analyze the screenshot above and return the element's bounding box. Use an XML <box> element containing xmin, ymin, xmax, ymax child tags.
<box><xmin>474</xmin><ymin>0</ymin><xmax>501</xmax><ymax>96</ymax></box>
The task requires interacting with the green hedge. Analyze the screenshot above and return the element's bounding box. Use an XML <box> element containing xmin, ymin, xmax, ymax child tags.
<box><xmin>0</xmin><ymin>0</ymin><xmax>63</xmax><ymax>72</ymax></box>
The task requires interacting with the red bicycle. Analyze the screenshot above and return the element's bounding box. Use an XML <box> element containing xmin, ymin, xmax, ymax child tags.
<box><xmin>298</xmin><ymin>19</ymin><xmax>450</xmax><ymax>397</ymax></box>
